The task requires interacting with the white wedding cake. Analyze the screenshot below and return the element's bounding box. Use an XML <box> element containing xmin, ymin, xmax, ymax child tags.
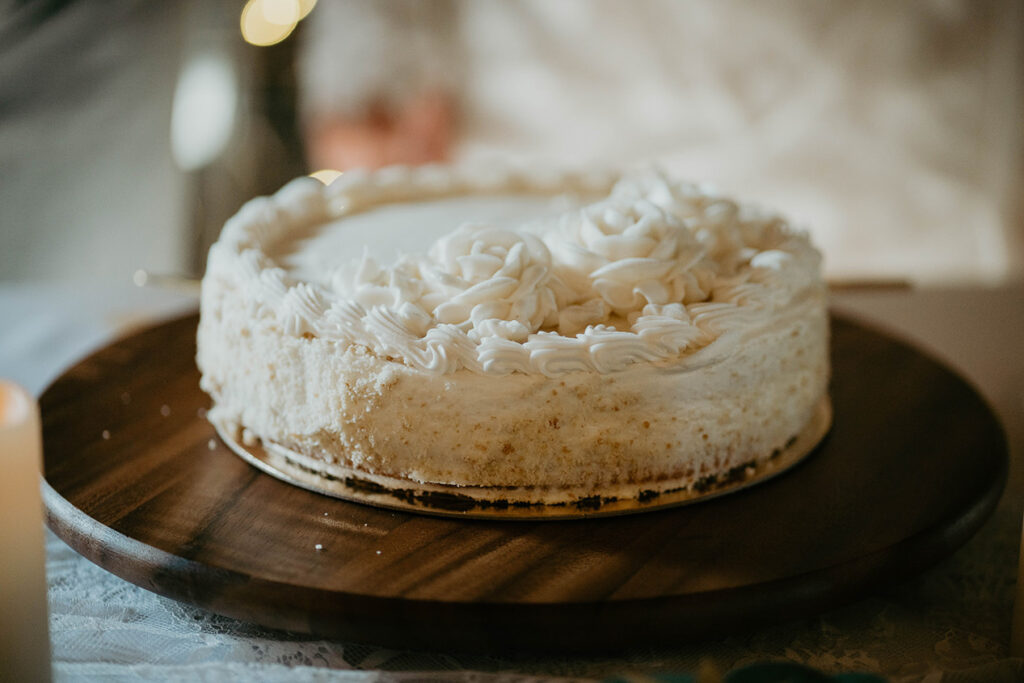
<box><xmin>197</xmin><ymin>165</ymin><xmax>829</xmax><ymax>513</ymax></box>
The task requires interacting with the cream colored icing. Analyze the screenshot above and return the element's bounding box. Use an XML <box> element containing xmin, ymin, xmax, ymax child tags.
<box><xmin>204</xmin><ymin>165</ymin><xmax>821</xmax><ymax>378</ymax></box>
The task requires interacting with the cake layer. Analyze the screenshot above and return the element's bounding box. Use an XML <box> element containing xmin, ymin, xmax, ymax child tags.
<box><xmin>213</xmin><ymin>396</ymin><xmax>832</xmax><ymax>515</ymax></box>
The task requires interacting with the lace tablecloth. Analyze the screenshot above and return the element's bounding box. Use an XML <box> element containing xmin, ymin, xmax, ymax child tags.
<box><xmin>3</xmin><ymin>282</ymin><xmax>1023</xmax><ymax>682</ymax></box>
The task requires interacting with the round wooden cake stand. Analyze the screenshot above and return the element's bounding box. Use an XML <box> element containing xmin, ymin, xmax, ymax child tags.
<box><xmin>41</xmin><ymin>313</ymin><xmax>1007</xmax><ymax>654</ymax></box>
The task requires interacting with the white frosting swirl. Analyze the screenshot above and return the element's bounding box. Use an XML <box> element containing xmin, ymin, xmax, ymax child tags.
<box><xmin>205</xmin><ymin>166</ymin><xmax>823</xmax><ymax>377</ymax></box>
<box><xmin>336</xmin><ymin>224</ymin><xmax>575</xmax><ymax>344</ymax></box>
<box><xmin>548</xmin><ymin>197</ymin><xmax>712</xmax><ymax>316</ymax></box>
<box><xmin>421</xmin><ymin>225</ymin><xmax>570</xmax><ymax>341</ymax></box>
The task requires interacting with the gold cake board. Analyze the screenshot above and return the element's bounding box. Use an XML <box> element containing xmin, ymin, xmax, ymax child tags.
<box><xmin>214</xmin><ymin>396</ymin><xmax>832</xmax><ymax>520</ymax></box>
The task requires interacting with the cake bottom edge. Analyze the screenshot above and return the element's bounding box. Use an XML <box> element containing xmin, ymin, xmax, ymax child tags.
<box><xmin>210</xmin><ymin>396</ymin><xmax>832</xmax><ymax>520</ymax></box>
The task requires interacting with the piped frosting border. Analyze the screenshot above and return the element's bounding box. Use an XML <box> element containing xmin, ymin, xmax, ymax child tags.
<box><xmin>204</xmin><ymin>165</ymin><xmax>822</xmax><ymax>377</ymax></box>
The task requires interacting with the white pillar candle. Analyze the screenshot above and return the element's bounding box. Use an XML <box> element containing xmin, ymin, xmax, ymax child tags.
<box><xmin>0</xmin><ymin>380</ymin><xmax>51</xmax><ymax>682</ymax></box>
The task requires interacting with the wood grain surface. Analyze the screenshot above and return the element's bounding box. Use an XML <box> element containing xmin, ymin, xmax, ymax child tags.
<box><xmin>41</xmin><ymin>313</ymin><xmax>1007</xmax><ymax>654</ymax></box>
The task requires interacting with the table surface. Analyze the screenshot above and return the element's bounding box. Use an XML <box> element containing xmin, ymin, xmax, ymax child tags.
<box><xmin>3</xmin><ymin>281</ymin><xmax>1023</xmax><ymax>682</ymax></box>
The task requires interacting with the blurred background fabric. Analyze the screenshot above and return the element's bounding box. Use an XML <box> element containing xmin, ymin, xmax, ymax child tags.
<box><xmin>1</xmin><ymin>0</ymin><xmax>1023</xmax><ymax>285</ymax></box>
<box><xmin>0</xmin><ymin>1</ymin><xmax>187</xmax><ymax>283</ymax></box>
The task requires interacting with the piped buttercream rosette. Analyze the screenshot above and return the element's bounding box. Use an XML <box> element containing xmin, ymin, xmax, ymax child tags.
<box><xmin>546</xmin><ymin>197</ymin><xmax>715</xmax><ymax>322</ymax></box>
